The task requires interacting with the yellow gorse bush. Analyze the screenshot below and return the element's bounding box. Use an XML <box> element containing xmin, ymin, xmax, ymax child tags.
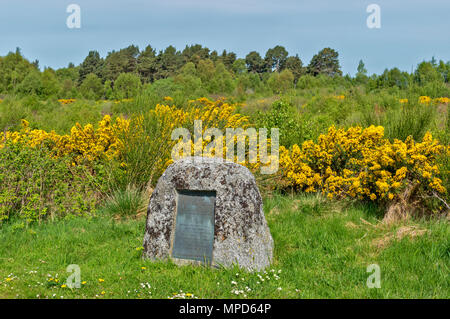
<box><xmin>419</xmin><ymin>96</ymin><xmax>432</xmax><ymax>104</ymax></box>
<box><xmin>434</xmin><ymin>97</ymin><xmax>449</xmax><ymax>104</ymax></box>
<box><xmin>0</xmin><ymin>116</ymin><xmax>128</xmax><ymax>163</ymax></box>
<box><xmin>0</xmin><ymin>98</ymin><xmax>251</xmax><ymax>168</ymax></box>
<box><xmin>58</xmin><ymin>99</ymin><xmax>76</xmax><ymax>105</ymax></box>
<box><xmin>279</xmin><ymin>125</ymin><xmax>447</xmax><ymax>203</ymax></box>
<box><xmin>164</xmin><ymin>98</ymin><xmax>253</xmax><ymax>166</ymax></box>
<box><xmin>1</xmin><ymin>98</ymin><xmax>447</xmax><ymax>210</ymax></box>
<box><xmin>399</xmin><ymin>96</ymin><xmax>448</xmax><ymax>105</ymax></box>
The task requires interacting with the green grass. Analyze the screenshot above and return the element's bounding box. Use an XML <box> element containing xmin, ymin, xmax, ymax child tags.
<box><xmin>0</xmin><ymin>194</ymin><xmax>448</xmax><ymax>299</ymax></box>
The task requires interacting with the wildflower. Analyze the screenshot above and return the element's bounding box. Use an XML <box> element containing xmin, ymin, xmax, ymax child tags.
<box><xmin>419</xmin><ymin>96</ymin><xmax>431</xmax><ymax>104</ymax></box>
<box><xmin>98</xmin><ymin>278</ymin><xmax>104</xmax><ymax>283</ymax></box>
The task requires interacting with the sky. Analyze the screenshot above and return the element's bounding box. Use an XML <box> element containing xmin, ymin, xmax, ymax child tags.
<box><xmin>0</xmin><ymin>0</ymin><xmax>449</xmax><ymax>75</ymax></box>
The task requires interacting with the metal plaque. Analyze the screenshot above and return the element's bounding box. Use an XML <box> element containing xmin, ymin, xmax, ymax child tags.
<box><xmin>172</xmin><ymin>190</ymin><xmax>216</xmax><ymax>265</ymax></box>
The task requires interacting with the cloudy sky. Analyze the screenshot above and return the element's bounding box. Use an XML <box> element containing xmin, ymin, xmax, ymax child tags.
<box><xmin>0</xmin><ymin>0</ymin><xmax>448</xmax><ymax>75</ymax></box>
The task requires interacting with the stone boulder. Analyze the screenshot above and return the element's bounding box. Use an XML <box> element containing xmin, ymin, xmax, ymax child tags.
<box><xmin>142</xmin><ymin>157</ymin><xmax>273</xmax><ymax>271</ymax></box>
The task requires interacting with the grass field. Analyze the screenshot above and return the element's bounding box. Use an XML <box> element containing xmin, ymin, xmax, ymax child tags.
<box><xmin>1</xmin><ymin>194</ymin><xmax>448</xmax><ymax>299</ymax></box>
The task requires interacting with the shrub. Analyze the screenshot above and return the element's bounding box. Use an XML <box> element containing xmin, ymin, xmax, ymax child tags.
<box><xmin>256</xmin><ymin>100</ymin><xmax>304</xmax><ymax>148</ymax></box>
<box><xmin>111</xmin><ymin>98</ymin><xmax>252</xmax><ymax>191</ymax></box>
<box><xmin>267</xmin><ymin>69</ymin><xmax>294</xmax><ymax>94</ymax></box>
<box><xmin>279</xmin><ymin>125</ymin><xmax>448</xmax><ymax>214</ymax></box>
<box><xmin>113</xmin><ymin>73</ymin><xmax>142</xmax><ymax>99</ymax></box>
<box><xmin>108</xmin><ymin>103</ymin><xmax>184</xmax><ymax>191</ymax></box>
<box><xmin>1</xmin><ymin>98</ymin><xmax>251</xmax><ymax>194</ymax></box>
<box><xmin>80</xmin><ymin>73</ymin><xmax>104</xmax><ymax>100</ymax></box>
<box><xmin>0</xmin><ymin>140</ymin><xmax>97</xmax><ymax>223</ymax></box>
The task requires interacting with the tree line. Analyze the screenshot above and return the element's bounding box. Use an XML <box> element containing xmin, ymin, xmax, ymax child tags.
<box><xmin>0</xmin><ymin>45</ymin><xmax>448</xmax><ymax>100</ymax></box>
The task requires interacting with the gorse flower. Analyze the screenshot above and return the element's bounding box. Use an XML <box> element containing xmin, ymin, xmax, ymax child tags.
<box><xmin>58</xmin><ymin>99</ymin><xmax>76</xmax><ymax>105</ymax></box>
<box><xmin>1</xmin><ymin>98</ymin><xmax>448</xmax><ymax>214</ymax></box>
<box><xmin>280</xmin><ymin>125</ymin><xmax>447</xmax><ymax>206</ymax></box>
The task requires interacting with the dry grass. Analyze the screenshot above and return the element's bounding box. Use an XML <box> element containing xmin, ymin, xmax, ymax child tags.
<box><xmin>372</xmin><ymin>225</ymin><xmax>428</xmax><ymax>250</ymax></box>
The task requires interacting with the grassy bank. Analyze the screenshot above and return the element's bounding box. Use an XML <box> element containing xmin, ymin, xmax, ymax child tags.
<box><xmin>0</xmin><ymin>194</ymin><xmax>448</xmax><ymax>299</ymax></box>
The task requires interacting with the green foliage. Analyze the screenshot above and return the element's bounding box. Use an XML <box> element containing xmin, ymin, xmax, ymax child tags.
<box><xmin>103</xmin><ymin>80</ymin><xmax>113</xmax><ymax>100</ymax></box>
<box><xmin>370</xmin><ymin>68</ymin><xmax>411</xmax><ymax>90</ymax></box>
<box><xmin>16</xmin><ymin>70</ymin><xmax>42</xmax><ymax>96</ymax></box>
<box><xmin>40</xmin><ymin>68</ymin><xmax>61</xmax><ymax>98</ymax></box>
<box><xmin>307</xmin><ymin>47</ymin><xmax>342</xmax><ymax>77</ymax></box>
<box><xmin>0</xmin><ymin>96</ymin><xmax>33</xmax><ymax>131</ymax></box>
<box><xmin>181</xmin><ymin>44</ymin><xmax>210</xmax><ymax>65</ymax></box>
<box><xmin>153</xmin><ymin>45</ymin><xmax>183</xmax><ymax>80</ymax></box>
<box><xmin>245</xmin><ymin>51</ymin><xmax>265</xmax><ymax>74</ymax></box>
<box><xmin>113</xmin><ymin>73</ymin><xmax>142</xmax><ymax>99</ymax></box>
<box><xmin>0</xmin><ymin>48</ymin><xmax>36</xmax><ymax>93</ymax></box>
<box><xmin>362</xmin><ymin>102</ymin><xmax>436</xmax><ymax>141</ymax></box>
<box><xmin>356</xmin><ymin>60</ymin><xmax>368</xmax><ymax>84</ymax></box>
<box><xmin>415</xmin><ymin>61</ymin><xmax>444</xmax><ymax>85</ymax></box>
<box><xmin>137</xmin><ymin>45</ymin><xmax>157</xmax><ymax>83</ymax></box>
<box><xmin>103</xmin><ymin>186</ymin><xmax>145</xmax><ymax>218</ymax></box>
<box><xmin>104</xmin><ymin>45</ymin><xmax>139</xmax><ymax>82</ymax></box>
<box><xmin>0</xmin><ymin>46</ymin><xmax>448</xmax><ymax>222</ymax></box>
<box><xmin>256</xmin><ymin>100</ymin><xmax>304</xmax><ymax>148</ymax></box>
<box><xmin>232</xmin><ymin>58</ymin><xmax>247</xmax><ymax>75</ymax></box>
<box><xmin>285</xmin><ymin>55</ymin><xmax>304</xmax><ymax>84</ymax></box>
<box><xmin>0</xmin><ymin>96</ymin><xmax>106</xmax><ymax>134</ymax></box>
<box><xmin>78</xmin><ymin>50</ymin><xmax>104</xmax><ymax>84</ymax></box>
<box><xmin>264</xmin><ymin>45</ymin><xmax>289</xmax><ymax>72</ymax></box>
<box><xmin>209</xmin><ymin>62</ymin><xmax>235</xmax><ymax>94</ymax></box>
<box><xmin>0</xmin><ymin>141</ymin><xmax>97</xmax><ymax>223</ymax></box>
<box><xmin>219</xmin><ymin>49</ymin><xmax>237</xmax><ymax>70</ymax></box>
<box><xmin>59</xmin><ymin>78</ymin><xmax>79</xmax><ymax>99</ymax></box>
<box><xmin>235</xmin><ymin>72</ymin><xmax>264</xmax><ymax>98</ymax></box>
<box><xmin>196</xmin><ymin>59</ymin><xmax>215</xmax><ymax>83</ymax></box>
<box><xmin>80</xmin><ymin>73</ymin><xmax>104</xmax><ymax>100</ymax></box>
<box><xmin>267</xmin><ymin>69</ymin><xmax>294</xmax><ymax>94</ymax></box>
<box><xmin>107</xmin><ymin>110</ymin><xmax>174</xmax><ymax>192</ymax></box>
